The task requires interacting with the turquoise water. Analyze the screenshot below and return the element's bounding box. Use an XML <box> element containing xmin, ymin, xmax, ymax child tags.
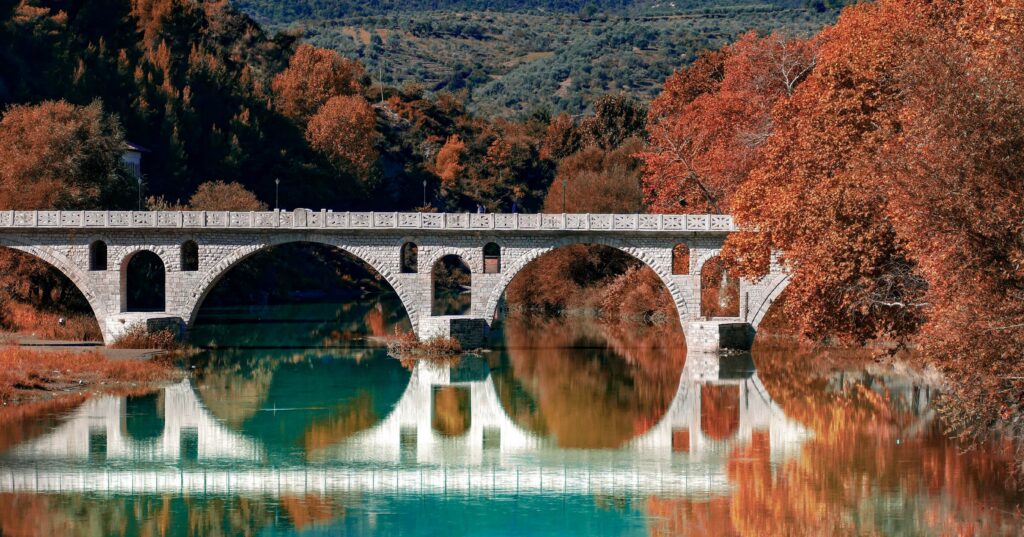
<box><xmin>0</xmin><ymin>299</ymin><xmax>1021</xmax><ymax>536</ymax></box>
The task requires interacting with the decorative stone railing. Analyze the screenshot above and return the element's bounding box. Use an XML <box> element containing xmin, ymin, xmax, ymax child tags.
<box><xmin>0</xmin><ymin>210</ymin><xmax>736</xmax><ymax>232</ymax></box>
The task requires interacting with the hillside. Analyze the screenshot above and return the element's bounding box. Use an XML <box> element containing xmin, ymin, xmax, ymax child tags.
<box><xmin>233</xmin><ymin>1</ymin><xmax>844</xmax><ymax>115</ymax></box>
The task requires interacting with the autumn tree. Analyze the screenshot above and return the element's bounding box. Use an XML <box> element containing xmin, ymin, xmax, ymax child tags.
<box><xmin>434</xmin><ymin>135</ymin><xmax>465</xmax><ymax>191</ymax></box>
<box><xmin>542</xmin><ymin>138</ymin><xmax>645</xmax><ymax>214</ymax></box>
<box><xmin>0</xmin><ymin>100</ymin><xmax>132</xmax><ymax>311</ymax></box>
<box><xmin>863</xmin><ymin>0</ymin><xmax>1024</xmax><ymax>448</ymax></box>
<box><xmin>0</xmin><ymin>100</ymin><xmax>133</xmax><ymax>210</ymax></box>
<box><xmin>707</xmin><ymin>0</ymin><xmax>1024</xmax><ymax>452</ymax></box>
<box><xmin>641</xmin><ymin>32</ymin><xmax>817</xmax><ymax>214</ymax></box>
<box><xmin>576</xmin><ymin>93</ymin><xmax>647</xmax><ymax>151</ymax></box>
<box><xmin>271</xmin><ymin>44</ymin><xmax>364</xmax><ymax>123</ymax></box>
<box><xmin>539</xmin><ymin>112</ymin><xmax>580</xmax><ymax>161</ymax></box>
<box><xmin>188</xmin><ymin>180</ymin><xmax>267</xmax><ymax>211</ymax></box>
<box><xmin>721</xmin><ymin>7</ymin><xmax>931</xmax><ymax>344</ymax></box>
<box><xmin>305</xmin><ymin>95</ymin><xmax>378</xmax><ymax>180</ymax></box>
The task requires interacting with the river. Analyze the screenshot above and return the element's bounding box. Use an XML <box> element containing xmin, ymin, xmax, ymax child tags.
<box><xmin>0</xmin><ymin>298</ymin><xmax>1020</xmax><ymax>536</ymax></box>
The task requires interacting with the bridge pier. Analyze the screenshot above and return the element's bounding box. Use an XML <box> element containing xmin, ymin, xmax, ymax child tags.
<box><xmin>102</xmin><ymin>313</ymin><xmax>186</xmax><ymax>344</ymax></box>
<box><xmin>418</xmin><ymin>316</ymin><xmax>490</xmax><ymax>349</ymax></box>
<box><xmin>683</xmin><ymin>320</ymin><xmax>755</xmax><ymax>352</ymax></box>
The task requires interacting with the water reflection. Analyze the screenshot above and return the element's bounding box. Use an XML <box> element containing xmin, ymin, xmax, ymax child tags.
<box><xmin>0</xmin><ymin>302</ymin><xmax>1020</xmax><ymax>536</ymax></box>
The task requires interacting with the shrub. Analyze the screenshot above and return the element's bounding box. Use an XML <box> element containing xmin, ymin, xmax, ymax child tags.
<box><xmin>109</xmin><ymin>323</ymin><xmax>187</xmax><ymax>351</ymax></box>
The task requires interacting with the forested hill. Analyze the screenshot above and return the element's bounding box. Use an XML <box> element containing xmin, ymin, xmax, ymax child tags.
<box><xmin>231</xmin><ymin>0</ymin><xmax>845</xmax><ymax>115</ymax></box>
<box><xmin>234</xmin><ymin>0</ymin><xmax>833</xmax><ymax>22</ymax></box>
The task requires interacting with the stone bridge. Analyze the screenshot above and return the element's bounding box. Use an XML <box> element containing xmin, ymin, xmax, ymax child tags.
<box><xmin>0</xmin><ymin>210</ymin><xmax>789</xmax><ymax>348</ymax></box>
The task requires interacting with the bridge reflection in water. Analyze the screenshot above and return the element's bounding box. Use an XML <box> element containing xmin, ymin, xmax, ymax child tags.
<box><xmin>0</xmin><ymin>353</ymin><xmax>809</xmax><ymax>498</ymax></box>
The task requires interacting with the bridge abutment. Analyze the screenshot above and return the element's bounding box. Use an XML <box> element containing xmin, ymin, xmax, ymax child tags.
<box><xmin>417</xmin><ymin>316</ymin><xmax>490</xmax><ymax>348</ymax></box>
<box><xmin>683</xmin><ymin>320</ymin><xmax>756</xmax><ymax>352</ymax></box>
<box><xmin>102</xmin><ymin>313</ymin><xmax>186</xmax><ymax>344</ymax></box>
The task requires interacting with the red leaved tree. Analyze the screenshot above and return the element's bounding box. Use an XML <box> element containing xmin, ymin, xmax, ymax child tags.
<box><xmin>641</xmin><ymin>32</ymin><xmax>817</xmax><ymax>214</ymax></box>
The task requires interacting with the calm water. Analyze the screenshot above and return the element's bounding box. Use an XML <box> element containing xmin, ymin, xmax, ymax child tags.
<box><xmin>0</xmin><ymin>299</ymin><xmax>1021</xmax><ymax>536</ymax></box>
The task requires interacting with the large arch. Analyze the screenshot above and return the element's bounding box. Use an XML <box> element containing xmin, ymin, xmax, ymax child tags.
<box><xmin>483</xmin><ymin>238</ymin><xmax>689</xmax><ymax>324</ymax></box>
<box><xmin>182</xmin><ymin>238</ymin><xmax>419</xmax><ymax>333</ymax></box>
<box><xmin>0</xmin><ymin>238</ymin><xmax>105</xmax><ymax>323</ymax></box>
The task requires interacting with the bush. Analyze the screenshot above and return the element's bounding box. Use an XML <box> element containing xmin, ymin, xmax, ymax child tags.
<box><xmin>386</xmin><ymin>328</ymin><xmax>463</xmax><ymax>363</ymax></box>
<box><xmin>109</xmin><ymin>323</ymin><xmax>187</xmax><ymax>351</ymax></box>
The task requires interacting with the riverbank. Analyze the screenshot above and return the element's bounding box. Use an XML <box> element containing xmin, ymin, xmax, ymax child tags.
<box><xmin>0</xmin><ymin>345</ymin><xmax>182</xmax><ymax>408</ymax></box>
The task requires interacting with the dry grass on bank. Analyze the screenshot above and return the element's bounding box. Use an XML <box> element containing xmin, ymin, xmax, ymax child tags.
<box><xmin>0</xmin><ymin>300</ymin><xmax>102</xmax><ymax>341</ymax></box>
<box><xmin>0</xmin><ymin>346</ymin><xmax>179</xmax><ymax>405</ymax></box>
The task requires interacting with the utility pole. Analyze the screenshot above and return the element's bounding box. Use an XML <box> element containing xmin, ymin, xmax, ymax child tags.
<box><xmin>562</xmin><ymin>177</ymin><xmax>568</xmax><ymax>213</ymax></box>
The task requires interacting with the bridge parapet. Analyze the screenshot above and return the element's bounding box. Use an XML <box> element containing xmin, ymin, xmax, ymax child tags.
<box><xmin>0</xmin><ymin>210</ymin><xmax>738</xmax><ymax>233</ymax></box>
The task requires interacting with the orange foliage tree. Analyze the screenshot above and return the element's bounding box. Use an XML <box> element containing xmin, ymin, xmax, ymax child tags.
<box><xmin>641</xmin><ymin>32</ymin><xmax>817</xmax><ymax>214</ymax></box>
<box><xmin>724</xmin><ymin>1</ymin><xmax>931</xmax><ymax>343</ymax></box>
<box><xmin>715</xmin><ymin>0</ymin><xmax>1024</xmax><ymax>446</ymax></box>
<box><xmin>434</xmin><ymin>134</ymin><xmax>466</xmax><ymax>191</ymax></box>
<box><xmin>271</xmin><ymin>44</ymin><xmax>364</xmax><ymax>123</ymax></box>
<box><xmin>304</xmin><ymin>95</ymin><xmax>379</xmax><ymax>180</ymax></box>
<box><xmin>187</xmin><ymin>180</ymin><xmax>267</xmax><ymax>211</ymax></box>
<box><xmin>0</xmin><ymin>100</ymin><xmax>132</xmax><ymax>210</ymax></box>
<box><xmin>0</xmin><ymin>100</ymin><xmax>131</xmax><ymax>315</ymax></box>
<box><xmin>542</xmin><ymin>138</ymin><xmax>645</xmax><ymax>214</ymax></box>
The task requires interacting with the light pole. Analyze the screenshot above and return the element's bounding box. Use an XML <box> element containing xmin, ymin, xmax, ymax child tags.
<box><xmin>137</xmin><ymin>176</ymin><xmax>143</xmax><ymax>210</ymax></box>
<box><xmin>562</xmin><ymin>177</ymin><xmax>567</xmax><ymax>213</ymax></box>
<box><xmin>275</xmin><ymin>178</ymin><xmax>280</xmax><ymax>210</ymax></box>
<box><xmin>422</xmin><ymin>179</ymin><xmax>427</xmax><ymax>206</ymax></box>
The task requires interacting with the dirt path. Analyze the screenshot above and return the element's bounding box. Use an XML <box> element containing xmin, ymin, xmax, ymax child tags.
<box><xmin>2</xmin><ymin>334</ymin><xmax>164</xmax><ymax>360</ymax></box>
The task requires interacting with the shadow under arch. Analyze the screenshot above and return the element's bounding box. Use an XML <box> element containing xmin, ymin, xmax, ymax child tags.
<box><xmin>486</xmin><ymin>239</ymin><xmax>687</xmax><ymax>326</ymax></box>
<box><xmin>0</xmin><ymin>242</ymin><xmax>103</xmax><ymax>332</ymax></box>
<box><xmin>184</xmin><ymin>238</ymin><xmax>417</xmax><ymax>332</ymax></box>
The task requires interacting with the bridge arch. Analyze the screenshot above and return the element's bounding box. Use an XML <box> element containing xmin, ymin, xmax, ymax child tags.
<box><xmin>182</xmin><ymin>237</ymin><xmax>420</xmax><ymax>332</ymax></box>
<box><xmin>482</xmin><ymin>238</ymin><xmax>689</xmax><ymax>324</ymax></box>
<box><xmin>0</xmin><ymin>238</ymin><xmax>105</xmax><ymax>321</ymax></box>
<box><xmin>746</xmin><ymin>273</ymin><xmax>790</xmax><ymax>330</ymax></box>
<box><xmin>122</xmin><ymin>249</ymin><xmax>166</xmax><ymax>312</ymax></box>
<box><xmin>431</xmin><ymin>254</ymin><xmax>472</xmax><ymax>316</ymax></box>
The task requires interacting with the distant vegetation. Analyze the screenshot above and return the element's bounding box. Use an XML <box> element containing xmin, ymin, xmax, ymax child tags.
<box><xmin>236</xmin><ymin>2</ymin><xmax>843</xmax><ymax>115</ymax></box>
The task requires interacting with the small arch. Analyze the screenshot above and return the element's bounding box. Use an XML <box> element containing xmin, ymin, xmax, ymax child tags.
<box><xmin>700</xmin><ymin>255</ymin><xmax>739</xmax><ymax>318</ymax></box>
<box><xmin>400</xmin><ymin>242</ymin><xmax>418</xmax><ymax>273</ymax></box>
<box><xmin>123</xmin><ymin>250</ymin><xmax>166</xmax><ymax>312</ymax></box>
<box><xmin>180</xmin><ymin>240</ymin><xmax>199</xmax><ymax>272</ymax></box>
<box><xmin>88</xmin><ymin>241</ymin><xmax>107</xmax><ymax>271</ymax></box>
<box><xmin>671</xmin><ymin>244</ymin><xmax>689</xmax><ymax>275</ymax></box>
<box><xmin>483</xmin><ymin>242</ymin><xmax>501</xmax><ymax>274</ymax></box>
<box><xmin>432</xmin><ymin>254</ymin><xmax>471</xmax><ymax>316</ymax></box>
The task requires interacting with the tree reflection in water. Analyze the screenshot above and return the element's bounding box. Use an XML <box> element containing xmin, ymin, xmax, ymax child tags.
<box><xmin>646</xmin><ymin>343</ymin><xmax>1024</xmax><ymax>536</ymax></box>
<box><xmin>0</xmin><ymin>491</ymin><xmax>352</xmax><ymax>536</ymax></box>
<box><xmin>491</xmin><ymin>314</ymin><xmax>687</xmax><ymax>448</ymax></box>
